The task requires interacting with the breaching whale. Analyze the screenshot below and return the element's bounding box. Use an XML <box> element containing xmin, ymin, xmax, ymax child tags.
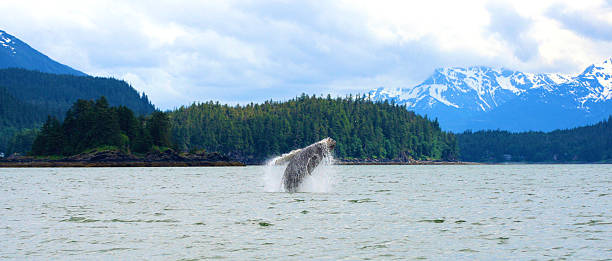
<box><xmin>272</xmin><ymin>137</ymin><xmax>336</xmax><ymax>192</ymax></box>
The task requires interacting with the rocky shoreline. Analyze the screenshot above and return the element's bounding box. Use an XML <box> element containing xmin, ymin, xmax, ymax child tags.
<box><xmin>334</xmin><ymin>161</ymin><xmax>480</xmax><ymax>165</ymax></box>
<box><xmin>0</xmin><ymin>149</ymin><xmax>245</xmax><ymax>168</ymax></box>
<box><xmin>0</xmin><ymin>149</ymin><xmax>477</xmax><ymax>167</ymax></box>
<box><xmin>335</xmin><ymin>157</ymin><xmax>479</xmax><ymax>165</ymax></box>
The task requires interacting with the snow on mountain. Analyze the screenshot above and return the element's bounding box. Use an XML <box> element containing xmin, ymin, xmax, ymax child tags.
<box><xmin>369</xmin><ymin>66</ymin><xmax>579</xmax><ymax>112</ymax></box>
<box><xmin>368</xmin><ymin>59</ymin><xmax>612</xmax><ymax>131</ymax></box>
<box><xmin>0</xmin><ymin>31</ymin><xmax>17</xmax><ymax>55</ymax></box>
<box><xmin>0</xmin><ymin>30</ymin><xmax>86</xmax><ymax>76</ymax></box>
<box><xmin>572</xmin><ymin>58</ymin><xmax>612</xmax><ymax>104</ymax></box>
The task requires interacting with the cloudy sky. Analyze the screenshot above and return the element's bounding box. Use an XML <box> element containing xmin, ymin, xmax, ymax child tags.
<box><xmin>1</xmin><ymin>0</ymin><xmax>611</xmax><ymax>109</ymax></box>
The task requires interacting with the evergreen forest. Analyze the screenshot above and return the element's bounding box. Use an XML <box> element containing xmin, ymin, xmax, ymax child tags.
<box><xmin>457</xmin><ymin>116</ymin><xmax>612</xmax><ymax>162</ymax></box>
<box><xmin>170</xmin><ymin>94</ymin><xmax>459</xmax><ymax>163</ymax></box>
<box><xmin>32</xmin><ymin>97</ymin><xmax>171</xmax><ymax>156</ymax></box>
<box><xmin>0</xmin><ymin>68</ymin><xmax>155</xmax><ymax>154</ymax></box>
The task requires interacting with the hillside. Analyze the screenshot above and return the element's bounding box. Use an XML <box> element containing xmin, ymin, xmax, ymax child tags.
<box><xmin>0</xmin><ymin>29</ymin><xmax>156</xmax><ymax>155</ymax></box>
<box><xmin>0</xmin><ymin>69</ymin><xmax>155</xmax><ymax>154</ymax></box>
<box><xmin>0</xmin><ymin>68</ymin><xmax>155</xmax><ymax>123</ymax></box>
<box><xmin>0</xmin><ymin>30</ymin><xmax>85</xmax><ymax>76</ymax></box>
<box><xmin>369</xmin><ymin>58</ymin><xmax>612</xmax><ymax>131</ymax></box>
<box><xmin>0</xmin><ymin>86</ymin><xmax>46</xmax><ymax>128</ymax></box>
<box><xmin>170</xmin><ymin>95</ymin><xmax>458</xmax><ymax>164</ymax></box>
<box><xmin>457</xmin><ymin>116</ymin><xmax>612</xmax><ymax>162</ymax></box>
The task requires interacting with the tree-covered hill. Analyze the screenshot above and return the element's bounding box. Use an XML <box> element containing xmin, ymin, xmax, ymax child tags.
<box><xmin>457</xmin><ymin>116</ymin><xmax>612</xmax><ymax>162</ymax></box>
<box><xmin>0</xmin><ymin>68</ymin><xmax>155</xmax><ymax>154</ymax></box>
<box><xmin>170</xmin><ymin>94</ymin><xmax>458</xmax><ymax>163</ymax></box>
<box><xmin>0</xmin><ymin>85</ymin><xmax>47</xmax><ymax>128</ymax></box>
<box><xmin>0</xmin><ymin>68</ymin><xmax>154</xmax><ymax>123</ymax></box>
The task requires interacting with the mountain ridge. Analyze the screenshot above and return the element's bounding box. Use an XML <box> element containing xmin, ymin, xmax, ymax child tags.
<box><xmin>368</xmin><ymin>58</ymin><xmax>612</xmax><ymax>131</ymax></box>
<box><xmin>0</xmin><ymin>30</ymin><xmax>86</xmax><ymax>76</ymax></box>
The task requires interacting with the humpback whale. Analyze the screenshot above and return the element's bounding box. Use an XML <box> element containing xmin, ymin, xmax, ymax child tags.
<box><xmin>272</xmin><ymin>137</ymin><xmax>336</xmax><ymax>192</ymax></box>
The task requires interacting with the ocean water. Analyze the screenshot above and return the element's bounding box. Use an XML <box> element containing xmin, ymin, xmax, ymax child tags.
<box><xmin>1</xmin><ymin>165</ymin><xmax>610</xmax><ymax>260</ymax></box>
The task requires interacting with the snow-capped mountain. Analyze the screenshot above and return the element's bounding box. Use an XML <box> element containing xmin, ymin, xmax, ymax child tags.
<box><xmin>0</xmin><ymin>30</ymin><xmax>86</xmax><ymax>76</ymax></box>
<box><xmin>571</xmin><ymin>59</ymin><xmax>612</xmax><ymax>105</ymax></box>
<box><xmin>369</xmin><ymin>59</ymin><xmax>612</xmax><ymax>131</ymax></box>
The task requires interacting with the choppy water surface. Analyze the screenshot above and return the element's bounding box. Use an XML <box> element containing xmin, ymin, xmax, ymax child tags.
<box><xmin>1</xmin><ymin>165</ymin><xmax>611</xmax><ymax>260</ymax></box>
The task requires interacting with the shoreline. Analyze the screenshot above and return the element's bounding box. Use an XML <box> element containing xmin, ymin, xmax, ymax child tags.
<box><xmin>334</xmin><ymin>161</ymin><xmax>482</xmax><ymax>165</ymax></box>
<box><xmin>0</xmin><ymin>160</ymin><xmax>476</xmax><ymax>167</ymax></box>
<box><xmin>334</xmin><ymin>161</ymin><xmax>612</xmax><ymax>165</ymax></box>
<box><xmin>334</xmin><ymin>161</ymin><xmax>482</xmax><ymax>166</ymax></box>
<box><xmin>3</xmin><ymin>160</ymin><xmax>607</xmax><ymax>168</ymax></box>
<box><xmin>0</xmin><ymin>161</ymin><xmax>245</xmax><ymax>168</ymax></box>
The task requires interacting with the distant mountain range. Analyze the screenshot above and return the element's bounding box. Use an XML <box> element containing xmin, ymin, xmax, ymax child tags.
<box><xmin>0</xmin><ymin>30</ymin><xmax>86</xmax><ymax>76</ymax></box>
<box><xmin>368</xmin><ymin>59</ymin><xmax>612</xmax><ymax>132</ymax></box>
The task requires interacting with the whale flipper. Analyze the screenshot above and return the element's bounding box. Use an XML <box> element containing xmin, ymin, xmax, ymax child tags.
<box><xmin>271</xmin><ymin>148</ymin><xmax>302</xmax><ymax>165</ymax></box>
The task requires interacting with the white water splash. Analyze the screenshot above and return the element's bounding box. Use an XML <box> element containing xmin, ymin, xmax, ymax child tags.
<box><xmin>263</xmin><ymin>160</ymin><xmax>285</xmax><ymax>192</ymax></box>
<box><xmin>263</xmin><ymin>153</ymin><xmax>336</xmax><ymax>193</ymax></box>
<box><xmin>298</xmin><ymin>154</ymin><xmax>336</xmax><ymax>193</ymax></box>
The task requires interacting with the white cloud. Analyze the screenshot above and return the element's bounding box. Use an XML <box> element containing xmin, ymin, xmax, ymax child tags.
<box><xmin>0</xmin><ymin>0</ymin><xmax>610</xmax><ymax>108</ymax></box>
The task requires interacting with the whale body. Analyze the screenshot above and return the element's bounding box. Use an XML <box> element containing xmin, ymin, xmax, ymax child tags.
<box><xmin>272</xmin><ymin>138</ymin><xmax>336</xmax><ymax>192</ymax></box>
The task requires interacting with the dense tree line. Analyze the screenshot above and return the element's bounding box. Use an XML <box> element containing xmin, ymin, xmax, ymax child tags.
<box><xmin>1</xmin><ymin>128</ymin><xmax>38</xmax><ymax>155</ymax></box>
<box><xmin>0</xmin><ymin>68</ymin><xmax>155</xmax><ymax>121</ymax></box>
<box><xmin>170</xmin><ymin>94</ymin><xmax>458</xmax><ymax>163</ymax></box>
<box><xmin>32</xmin><ymin>97</ymin><xmax>171</xmax><ymax>156</ymax></box>
<box><xmin>457</xmin><ymin>116</ymin><xmax>612</xmax><ymax>162</ymax></box>
<box><xmin>0</xmin><ymin>86</ymin><xmax>47</xmax><ymax>128</ymax></box>
<box><xmin>0</xmin><ymin>68</ymin><xmax>156</xmax><ymax>154</ymax></box>
<box><xmin>0</xmin><ymin>85</ymin><xmax>47</xmax><ymax>154</ymax></box>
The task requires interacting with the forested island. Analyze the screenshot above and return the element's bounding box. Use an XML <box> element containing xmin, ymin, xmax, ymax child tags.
<box><xmin>0</xmin><ymin>68</ymin><xmax>458</xmax><ymax>164</ymax></box>
<box><xmin>170</xmin><ymin>94</ymin><xmax>458</xmax><ymax>163</ymax></box>
<box><xmin>2</xmin><ymin>95</ymin><xmax>459</xmax><ymax>165</ymax></box>
<box><xmin>4</xmin><ymin>93</ymin><xmax>612</xmax><ymax>165</ymax></box>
